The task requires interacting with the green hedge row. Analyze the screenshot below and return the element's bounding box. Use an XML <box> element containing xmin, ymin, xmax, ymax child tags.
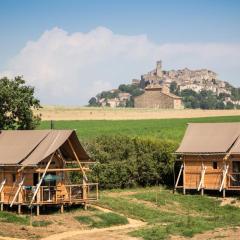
<box><xmin>84</xmin><ymin>135</ymin><xmax>177</xmax><ymax>189</ymax></box>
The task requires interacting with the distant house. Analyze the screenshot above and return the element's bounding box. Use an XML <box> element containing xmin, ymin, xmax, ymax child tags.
<box><xmin>134</xmin><ymin>84</ymin><xmax>182</xmax><ymax>109</ymax></box>
<box><xmin>107</xmin><ymin>98</ymin><xmax>121</xmax><ymax>108</ymax></box>
<box><xmin>131</xmin><ymin>79</ymin><xmax>140</xmax><ymax>86</ymax></box>
<box><xmin>118</xmin><ymin>92</ymin><xmax>131</xmax><ymax>101</ymax></box>
<box><xmin>175</xmin><ymin>123</ymin><xmax>240</xmax><ymax>197</ymax></box>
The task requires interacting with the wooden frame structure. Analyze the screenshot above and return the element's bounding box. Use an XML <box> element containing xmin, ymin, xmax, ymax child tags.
<box><xmin>175</xmin><ymin>123</ymin><xmax>240</xmax><ymax>197</ymax></box>
<box><xmin>174</xmin><ymin>155</ymin><xmax>240</xmax><ymax>197</ymax></box>
<box><xmin>0</xmin><ymin>130</ymin><xmax>98</xmax><ymax>215</ymax></box>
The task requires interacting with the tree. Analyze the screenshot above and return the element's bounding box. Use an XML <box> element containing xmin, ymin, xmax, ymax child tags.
<box><xmin>0</xmin><ymin>76</ymin><xmax>41</xmax><ymax>129</ymax></box>
<box><xmin>216</xmin><ymin>101</ymin><xmax>225</xmax><ymax>109</ymax></box>
<box><xmin>88</xmin><ymin>97</ymin><xmax>99</xmax><ymax>107</ymax></box>
<box><xmin>225</xmin><ymin>101</ymin><xmax>234</xmax><ymax>109</ymax></box>
<box><xmin>126</xmin><ymin>97</ymin><xmax>134</xmax><ymax>107</ymax></box>
<box><xmin>170</xmin><ymin>81</ymin><xmax>177</xmax><ymax>94</ymax></box>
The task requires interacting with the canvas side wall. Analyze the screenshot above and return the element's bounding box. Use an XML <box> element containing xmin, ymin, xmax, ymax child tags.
<box><xmin>184</xmin><ymin>155</ymin><xmax>224</xmax><ymax>190</ymax></box>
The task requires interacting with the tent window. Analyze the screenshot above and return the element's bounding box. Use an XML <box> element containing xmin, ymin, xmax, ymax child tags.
<box><xmin>213</xmin><ymin>161</ymin><xmax>218</xmax><ymax>169</ymax></box>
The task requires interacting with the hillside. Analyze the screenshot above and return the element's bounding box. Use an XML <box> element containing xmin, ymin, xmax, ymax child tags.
<box><xmin>88</xmin><ymin>61</ymin><xmax>240</xmax><ymax>109</ymax></box>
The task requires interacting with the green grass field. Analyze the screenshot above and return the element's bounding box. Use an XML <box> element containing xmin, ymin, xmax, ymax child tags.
<box><xmin>39</xmin><ymin>115</ymin><xmax>240</xmax><ymax>142</ymax></box>
<box><xmin>75</xmin><ymin>212</ymin><xmax>128</xmax><ymax>228</ymax></box>
<box><xmin>98</xmin><ymin>187</ymin><xmax>240</xmax><ymax>240</ymax></box>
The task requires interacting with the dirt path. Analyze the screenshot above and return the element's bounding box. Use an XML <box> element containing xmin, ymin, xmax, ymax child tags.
<box><xmin>41</xmin><ymin>205</ymin><xmax>145</xmax><ymax>240</ymax></box>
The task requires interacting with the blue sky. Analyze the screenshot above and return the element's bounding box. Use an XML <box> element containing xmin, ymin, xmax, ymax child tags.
<box><xmin>1</xmin><ymin>0</ymin><xmax>240</xmax><ymax>105</ymax></box>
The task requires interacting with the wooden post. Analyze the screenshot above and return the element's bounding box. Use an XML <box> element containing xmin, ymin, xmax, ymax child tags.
<box><xmin>83</xmin><ymin>179</ymin><xmax>87</xmax><ymax>210</ymax></box>
<box><xmin>0</xmin><ymin>179</ymin><xmax>6</xmax><ymax>210</ymax></box>
<box><xmin>183</xmin><ymin>160</ymin><xmax>186</xmax><ymax>195</ymax></box>
<box><xmin>223</xmin><ymin>189</ymin><xmax>226</xmax><ymax>198</ymax></box>
<box><xmin>18</xmin><ymin>204</ymin><xmax>21</xmax><ymax>214</ymax></box>
<box><xmin>223</xmin><ymin>162</ymin><xmax>227</xmax><ymax>199</ymax></box>
<box><xmin>60</xmin><ymin>204</ymin><xmax>64</xmax><ymax>213</ymax></box>
<box><xmin>17</xmin><ymin>191</ymin><xmax>22</xmax><ymax>214</ymax></box>
<box><xmin>36</xmin><ymin>205</ymin><xmax>40</xmax><ymax>216</ymax></box>
<box><xmin>0</xmin><ymin>185</ymin><xmax>4</xmax><ymax>211</ymax></box>
<box><xmin>96</xmin><ymin>184</ymin><xmax>99</xmax><ymax>200</ymax></box>
<box><xmin>201</xmin><ymin>162</ymin><xmax>204</xmax><ymax>196</ymax></box>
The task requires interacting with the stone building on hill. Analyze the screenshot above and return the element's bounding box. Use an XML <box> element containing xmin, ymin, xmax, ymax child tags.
<box><xmin>134</xmin><ymin>84</ymin><xmax>183</xmax><ymax>109</ymax></box>
<box><xmin>140</xmin><ymin>61</ymin><xmax>163</xmax><ymax>88</ymax></box>
<box><xmin>140</xmin><ymin>60</ymin><xmax>231</xmax><ymax>96</ymax></box>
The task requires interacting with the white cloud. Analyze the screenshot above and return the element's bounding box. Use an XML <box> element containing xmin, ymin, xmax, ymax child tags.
<box><xmin>1</xmin><ymin>27</ymin><xmax>240</xmax><ymax>105</ymax></box>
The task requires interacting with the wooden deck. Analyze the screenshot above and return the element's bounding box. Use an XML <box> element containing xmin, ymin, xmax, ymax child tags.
<box><xmin>0</xmin><ymin>182</ymin><xmax>98</xmax><ymax>206</ymax></box>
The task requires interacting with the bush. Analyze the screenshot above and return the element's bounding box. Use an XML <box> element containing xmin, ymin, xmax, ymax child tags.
<box><xmin>85</xmin><ymin>135</ymin><xmax>177</xmax><ymax>189</ymax></box>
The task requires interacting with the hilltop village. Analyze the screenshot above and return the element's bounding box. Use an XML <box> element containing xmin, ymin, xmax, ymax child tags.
<box><xmin>140</xmin><ymin>61</ymin><xmax>230</xmax><ymax>95</ymax></box>
<box><xmin>89</xmin><ymin>61</ymin><xmax>240</xmax><ymax>109</ymax></box>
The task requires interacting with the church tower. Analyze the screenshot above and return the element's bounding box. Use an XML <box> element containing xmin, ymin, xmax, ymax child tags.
<box><xmin>156</xmin><ymin>60</ymin><xmax>163</xmax><ymax>78</ymax></box>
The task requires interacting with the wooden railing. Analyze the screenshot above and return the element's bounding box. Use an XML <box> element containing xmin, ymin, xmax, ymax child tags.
<box><xmin>21</xmin><ymin>183</ymin><xmax>98</xmax><ymax>205</ymax></box>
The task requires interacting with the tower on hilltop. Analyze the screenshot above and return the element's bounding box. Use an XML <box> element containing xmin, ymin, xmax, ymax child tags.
<box><xmin>156</xmin><ymin>60</ymin><xmax>162</xmax><ymax>77</ymax></box>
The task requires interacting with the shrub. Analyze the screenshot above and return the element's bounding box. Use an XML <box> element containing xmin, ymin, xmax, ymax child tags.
<box><xmin>85</xmin><ymin>135</ymin><xmax>177</xmax><ymax>189</ymax></box>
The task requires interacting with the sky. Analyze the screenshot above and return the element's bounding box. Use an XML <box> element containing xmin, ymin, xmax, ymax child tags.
<box><xmin>0</xmin><ymin>0</ymin><xmax>240</xmax><ymax>105</ymax></box>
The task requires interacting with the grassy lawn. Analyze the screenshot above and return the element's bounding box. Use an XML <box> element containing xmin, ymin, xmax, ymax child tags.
<box><xmin>0</xmin><ymin>211</ymin><xmax>52</xmax><ymax>228</ymax></box>
<box><xmin>0</xmin><ymin>211</ymin><xmax>29</xmax><ymax>225</ymax></box>
<box><xmin>97</xmin><ymin>187</ymin><xmax>240</xmax><ymax>239</ymax></box>
<box><xmin>39</xmin><ymin>115</ymin><xmax>240</xmax><ymax>142</ymax></box>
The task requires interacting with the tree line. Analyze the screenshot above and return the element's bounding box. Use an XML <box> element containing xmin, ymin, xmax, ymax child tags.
<box><xmin>170</xmin><ymin>81</ymin><xmax>238</xmax><ymax>110</ymax></box>
<box><xmin>85</xmin><ymin>135</ymin><xmax>177</xmax><ymax>189</ymax></box>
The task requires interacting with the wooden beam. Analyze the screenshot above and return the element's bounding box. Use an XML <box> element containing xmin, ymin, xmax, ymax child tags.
<box><xmin>65</xmin><ymin>161</ymin><xmax>94</xmax><ymax>165</ymax></box>
<box><xmin>174</xmin><ymin>164</ymin><xmax>183</xmax><ymax>189</ymax></box>
<box><xmin>10</xmin><ymin>177</ymin><xmax>25</xmax><ymax>207</ymax></box>
<box><xmin>17</xmin><ymin>166</ymin><xmax>27</xmax><ymax>173</ymax></box>
<box><xmin>0</xmin><ymin>179</ymin><xmax>6</xmax><ymax>193</ymax></box>
<box><xmin>197</xmin><ymin>165</ymin><xmax>207</xmax><ymax>191</ymax></box>
<box><xmin>29</xmin><ymin>152</ymin><xmax>55</xmax><ymax>206</ymax></box>
<box><xmin>35</xmin><ymin>167</ymin><xmax>90</xmax><ymax>173</ymax></box>
<box><xmin>67</xmin><ymin>139</ymin><xmax>88</xmax><ymax>181</ymax></box>
<box><xmin>220</xmin><ymin>164</ymin><xmax>229</xmax><ymax>192</ymax></box>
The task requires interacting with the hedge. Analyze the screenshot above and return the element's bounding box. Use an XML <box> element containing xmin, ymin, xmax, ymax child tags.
<box><xmin>83</xmin><ymin>135</ymin><xmax>177</xmax><ymax>189</ymax></box>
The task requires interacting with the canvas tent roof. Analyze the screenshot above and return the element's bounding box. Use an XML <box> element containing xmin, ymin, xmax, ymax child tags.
<box><xmin>176</xmin><ymin>123</ymin><xmax>240</xmax><ymax>154</ymax></box>
<box><xmin>0</xmin><ymin>130</ymin><xmax>90</xmax><ymax>166</ymax></box>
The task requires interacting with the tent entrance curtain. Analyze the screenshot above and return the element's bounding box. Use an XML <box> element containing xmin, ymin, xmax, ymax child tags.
<box><xmin>231</xmin><ymin>161</ymin><xmax>240</xmax><ymax>187</ymax></box>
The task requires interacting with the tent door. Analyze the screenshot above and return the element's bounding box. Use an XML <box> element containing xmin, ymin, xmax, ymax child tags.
<box><xmin>230</xmin><ymin>161</ymin><xmax>240</xmax><ymax>187</ymax></box>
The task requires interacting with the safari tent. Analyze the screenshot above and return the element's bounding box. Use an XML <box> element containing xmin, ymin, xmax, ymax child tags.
<box><xmin>0</xmin><ymin>130</ymin><xmax>98</xmax><ymax>215</ymax></box>
<box><xmin>175</xmin><ymin>123</ymin><xmax>240</xmax><ymax>197</ymax></box>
